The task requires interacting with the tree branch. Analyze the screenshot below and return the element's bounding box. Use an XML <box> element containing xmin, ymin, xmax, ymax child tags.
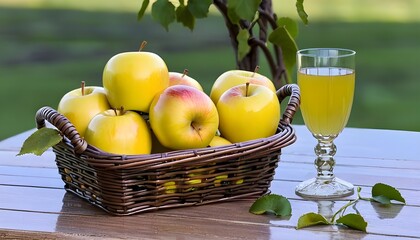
<box><xmin>258</xmin><ymin>8</ymin><xmax>289</xmax><ymax>86</ymax></box>
<box><xmin>213</xmin><ymin>0</ymin><xmax>288</xmax><ymax>87</ymax></box>
<box><xmin>248</xmin><ymin>37</ymin><xmax>276</xmax><ymax>78</ymax></box>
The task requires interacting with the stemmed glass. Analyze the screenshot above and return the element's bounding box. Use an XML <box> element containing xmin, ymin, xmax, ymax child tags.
<box><xmin>295</xmin><ymin>48</ymin><xmax>356</xmax><ymax>198</ymax></box>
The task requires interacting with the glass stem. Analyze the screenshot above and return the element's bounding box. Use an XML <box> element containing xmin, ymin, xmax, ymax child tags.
<box><xmin>314</xmin><ymin>135</ymin><xmax>337</xmax><ymax>181</ymax></box>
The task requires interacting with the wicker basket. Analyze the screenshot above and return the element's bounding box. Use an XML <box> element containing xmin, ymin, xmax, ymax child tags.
<box><xmin>35</xmin><ymin>84</ymin><xmax>300</xmax><ymax>215</ymax></box>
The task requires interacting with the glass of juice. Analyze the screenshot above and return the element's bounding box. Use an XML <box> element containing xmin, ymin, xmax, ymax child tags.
<box><xmin>295</xmin><ymin>48</ymin><xmax>356</xmax><ymax>199</ymax></box>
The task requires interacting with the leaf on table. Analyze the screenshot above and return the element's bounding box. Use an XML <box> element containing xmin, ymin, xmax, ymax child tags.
<box><xmin>249</xmin><ymin>194</ymin><xmax>292</xmax><ymax>217</ymax></box>
<box><xmin>296</xmin><ymin>212</ymin><xmax>330</xmax><ymax>229</ymax></box>
<box><xmin>17</xmin><ymin>128</ymin><xmax>62</xmax><ymax>156</ymax></box>
<box><xmin>371</xmin><ymin>183</ymin><xmax>406</xmax><ymax>205</ymax></box>
<box><xmin>336</xmin><ymin>213</ymin><xmax>368</xmax><ymax>232</ymax></box>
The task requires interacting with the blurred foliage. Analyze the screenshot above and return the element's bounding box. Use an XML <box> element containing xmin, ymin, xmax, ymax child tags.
<box><xmin>0</xmin><ymin>0</ymin><xmax>419</xmax><ymax>140</ymax></box>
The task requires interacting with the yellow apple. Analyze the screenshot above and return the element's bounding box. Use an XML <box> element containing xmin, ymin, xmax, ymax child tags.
<box><xmin>57</xmin><ymin>82</ymin><xmax>110</xmax><ymax>137</ymax></box>
<box><xmin>149</xmin><ymin>85</ymin><xmax>219</xmax><ymax>150</ymax></box>
<box><xmin>163</xmin><ymin>181</ymin><xmax>177</xmax><ymax>194</ymax></box>
<box><xmin>103</xmin><ymin>43</ymin><xmax>169</xmax><ymax>112</ymax></box>
<box><xmin>217</xmin><ymin>83</ymin><xmax>280</xmax><ymax>143</ymax></box>
<box><xmin>169</xmin><ymin>69</ymin><xmax>204</xmax><ymax>91</ymax></box>
<box><xmin>208</xmin><ymin>135</ymin><xmax>232</xmax><ymax>147</ymax></box>
<box><xmin>184</xmin><ymin>172</ymin><xmax>202</xmax><ymax>192</ymax></box>
<box><xmin>214</xmin><ymin>174</ymin><xmax>228</xmax><ymax>187</ymax></box>
<box><xmin>209</xmin><ymin>69</ymin><xmax>276</xmax><ymax>104</ymax></box>
<box><xmin>150</xmin><ymin>129</ymin><xmax>173</xmax><ymax>154</ymax></box>
<box><xmin>84</xmin><ymin>109</ymin><xmax>152</xmax><ymax>155</ymax></box>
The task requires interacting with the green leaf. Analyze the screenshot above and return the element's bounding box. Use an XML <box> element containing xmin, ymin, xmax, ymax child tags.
<box><xmin>296</xmin><ymin>0</ymin><xmax>309</xmax><ymax>25</ymax></box>
<box><xmin>336</xmin><ymin>213</ymin><xmax>368</xmax><ymax>232</ymax></box>
<box><xmin>137</xmin><ymin>0</ymin><xmax>150</xmax><ymax>21</ymax></box>
<box><xmin>187</xmin><ymin>0</ymin><xmax>212</xmax><ymax>18</ymax></box>
<box><xmin>151</xmin><ymin>0</ymin><xmax>176</xmax><ymax>31</ymax></box>
<box><xmin>277</xmin><ymin>17</ymin><xmax>298</xmax><ymax>39</ymax></box>
<box><xmin>227</xmin><ymin>7</ymin><xmax>240</xmax><ymax>24</ymax></box>
<box><xmin>296</xmin><ymin>213</ymin><xmax>330</xmax><ymax>229</ymax></box>
<box><xmin>227</xmin><ymin>0</ymin><xmax>261</xmax><ymax>22</ymax></box>
<box><xmin>17</xmin><ymin>128</ymin><xmax>62</xmax><ymax>156</ymax></box>
<box><xmin>249</xmin><ymin>194</ymin><xmax>292</xmax><ymax>217</ymax></box>
<box><xmin>236</xmin><ymin>29</ymin><xmax>251</xmax><ymax>61</ymax></box>
<box><xmin>268</xmin><ymin>26</ymin><xmax>298</xmax><ymax>79</ymax></box>
<box><xmin>176</xmin><ymin>4</ymin><xmax>195</xmax><ymax>30</ymax></box>
<box><xmin>371</xmin><ymin>183</ymin><xmax>406</xmax><ymax>205</ymax></box>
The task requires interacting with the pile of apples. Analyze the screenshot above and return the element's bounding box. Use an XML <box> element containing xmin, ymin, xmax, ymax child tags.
<box><xmin>57</xmin><ymin>42</ymin><xmax>281</xmax><ymax>155</ymax></box>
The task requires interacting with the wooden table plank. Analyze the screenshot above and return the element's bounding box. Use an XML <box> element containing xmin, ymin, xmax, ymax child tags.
<box><xmin>0</xmin><ymin>201</ymin><xmax>418</xmax><ymax>240</ymax></box>
<box><xmin>0</xmin><ymin>165</ymin><xmax>59</xmax><ymax>179</ymax></box>
<box><xmin>3</xmin><ymin>209</ymin><xmax>411</xmax><ymax>240</ymax></box>
<box><xmin>275</xmin><ymin>162</ymin><xmax>420</xmax><ymax>191</ymax></box>
<box><xmin>284</xmin><ymin>126</ymin><xmax>420</xmax><ymax>161</ymax></box>
<box><xmin>1</xmin><ymin>126</ymin><xmax>420</xmax><ymax>239</ymax></box>
<box><xmin>0</xmin><ymin>174</ymin><xmax>63</xmax><ymax>189</ymax></box>
<box><xmin>282</xmin><ymin>154</ymin><xmax>420</xmax><ymax>170</ymax></box>
<box><xmin>0</xmin><ymin>182</ymin><xmax>418</xmax><ymax>238</ymax></box>
<box><xmin>0</xmin><ymin>129</ymin><xmax>37</xmax><ymax>152</ymax></box>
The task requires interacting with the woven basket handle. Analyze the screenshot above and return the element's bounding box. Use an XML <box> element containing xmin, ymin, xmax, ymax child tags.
<box><xmin>276</xmin><ymin>84</ymin><xmax>301</xmax><ymax>124</ymax></box>
<box><xmin>35</xmin><ymin>106</ymin><xmax>88</xmax><ymax>154</ymax></box>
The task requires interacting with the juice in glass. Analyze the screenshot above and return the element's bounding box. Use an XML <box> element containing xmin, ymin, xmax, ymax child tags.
<box><xmin>298</xmin><ymin>67</ymin><xmax>355</xmax><ymax>136</ymax></box>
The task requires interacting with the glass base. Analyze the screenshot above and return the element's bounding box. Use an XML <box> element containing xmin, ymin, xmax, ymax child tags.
<box><xmin>295</xmin><ymin>177</ymin><xmax>354</xmax><ymax>199</ymax></box>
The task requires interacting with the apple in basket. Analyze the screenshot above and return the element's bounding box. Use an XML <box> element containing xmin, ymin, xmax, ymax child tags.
<box><xmin>84</xmin><ymin>108</ymin><xmax>152</xmax><ymax>155</ymax></box>
<box><xmin>208</xmin><ymin>135</ymin><xmax>231</xmax><ymax>147</ymax></box>
<box><xmin>149</xmin><ymin>85</ymin><xmax>219</xmax><ymax>150</ymax></box>
<box><xmin>168</xmin><ymin>69</ymin><xmax>204</xmax><ymax>91</ymax></box>
<box><xmin>209</xmin><ymin>68</ymin><xmax>276</xmax><ymax>104</ymax></box>
<box><xmin>217</xmin><ymin>83</ymin><xmax>280</xmax><ymax>143</ymax></box>
<box><xmin>102</xmin><ymin>41</ymin><xmax>169</xmax><ymax>113</ymax></box>
<box><xmin>57</xmin><ymin>81</ymin><xmax>110</xmax><ymax>137</ymax></box>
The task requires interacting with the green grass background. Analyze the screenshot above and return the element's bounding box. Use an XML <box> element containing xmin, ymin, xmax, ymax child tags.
<box><xmin>1</xmin><ymin>0</ymin><xmax>419</xmax><ymax>140</ymax></box>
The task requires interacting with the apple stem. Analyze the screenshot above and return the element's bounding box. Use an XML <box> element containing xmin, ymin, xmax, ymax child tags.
<box><xmin>139</xmin><ymin>41</ymin><xmax>147</xmax><ymax>52</ymax></box>
<box><xmin>190</xmin><ymin>122</ymin><xmax>203</xmax><ymax>141</ymax></box>
<box><xmin>252</xmin><ymin>65</ymin><xmax>260</xmax><ymax>77</ymax></box>
<box><xmin>81</xmin><ymin>81</ymin><xmax>85</xmax><ymax>96</ymax></box>
<box><xmin>182</xmin><ymin>69</ymin><xmax>189</xmax><ymax>78</ymax></box>
<box><xmin>113</xmin><ymin>108</ymin><xmax>118</xmax><ymax>116</ymax></box>
<box><xmin>120</xmin><ymin>106</ymin><xmax>125</xmax><ymax>115</ymax></box>
<box><xmin>245</xmin><ymin>82</ymin><xmax>250</xmax><ymax>97</ymax></box>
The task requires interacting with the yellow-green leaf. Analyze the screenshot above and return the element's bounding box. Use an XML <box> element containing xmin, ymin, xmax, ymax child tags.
<box><xmin>371</xmin><ymin>183</ymin><xmax>406</xmax><ymax>205</ymax></box>
<box><xmin>236</xmin><ymin>29</ymin><xmax>250</xmax><ymax>61</ymax></box>
<box><xmin>296</xmin><ymin>212</ymin><xmax>330</xmax><ymax>229</ymax></box>
<box><xmin>249</xmin><ymin>194</ymin><xmax>291</xmax><ymax>217</ymax></box>
<box><xmin>336</xmin><ymin>213</ymin><xmax>368</xmax><ymax>232</ymax></box>
<box><xmin>17</xmin><ymin>128</ymin><xmax>62</xmax><ymax>156</ymax></box>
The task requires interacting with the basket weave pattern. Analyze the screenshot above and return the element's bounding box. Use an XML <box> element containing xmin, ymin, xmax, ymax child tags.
<box><xmin>36</xmin><ymin>84</ymin><xmax>300</xmax><ymax>215</ymax></box>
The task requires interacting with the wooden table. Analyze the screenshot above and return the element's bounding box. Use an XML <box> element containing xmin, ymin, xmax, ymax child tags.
<box><xmin>1</xmin><ymin>125</ymin><xmax>419</xmax><ymax>239</ymax></box>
